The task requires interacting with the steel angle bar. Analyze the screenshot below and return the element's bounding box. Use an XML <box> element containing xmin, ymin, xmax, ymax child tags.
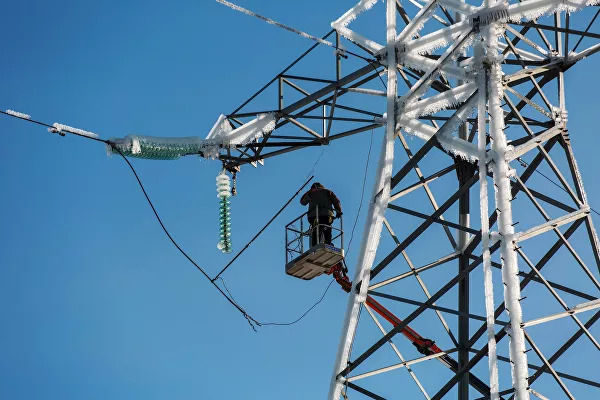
<box><xmin>369</xmin><ymin>251</ymin><xmax>460</xmax><ymax>290</ymax></box>
<box><xmin>371</xmin><ymin>174</ymin><xmax>478</xmax><ymax>279</ymax></box>
<box><xmin>516</xmin><ymin>271</ymin><xmax>597</xmax><ymax>301</ymax></box>
<box><xmin>499</xmin><ymin>40</ymin><xmax>545</xmax><ymax>62</ymax></box>
<box><xmin>227</xmin><ymin>124</ymin><xmax>379</xmax><ymax>166</ymax></box>
<box><xmin>560</xmin><ymin>133</ymin><xmax>600</xmax><ymax>274</ymax></box>
<box><xmin>516</xmin><ymin>207</ymin><xmax>590</xmax><ymax>242</ymax></box>
<box><xmin>363</xmin><ymin>304</ymin><xmax>431</xmax><ymax>399</ymax></box>
<box><xmin>339</xmin><ymin>248</ymin><xmax>484</xmax><ymax>378</ymax></box>
<box><xmin>513</xmin><ymin>175</ymin><xmax>600</xmax><ymax>293</ymax></box>
<box><xmin>522</xmin><ymin>299</ymin><xmax>600</xmax><ymax>328</ymax></box>
<box><xmin>467</xmin><ymin>219</ymin><xmax>585</xmax><ymax>349</ymax></box>
<box><xmin>505</xmin><ymin>25</ymin><xmax>551</xmax><ymax>58</ymax></box>
<box><xmin>377</xmin><ymin>222</ymin><xmax>459</xmax><ymax>347</ymax></box>
<box><xmin>286</xmin><ymin>115</ymin><xmax>375</xmax><ymax>123</ymax></box>
<box><xmin>505</xmin><ymin>86</ymin><xmax>553</xmax><ymax>119</ymax></box>
<box><xmin>285</xmin><ymin>117</ymin><xmax>322</xmax><ymax>138</ymax></box>
<box><xmin>517</xmin><ymin>249</ymin><xmax>600</xmax><ymax>350</ymax></box>
<box><xmin>521</xmin><ymin>313</ymin><xmax>600</xmax><ymax>397</ymax></box>
<box><xmin>572</xmin><ymin>8</ymin><xmax>600</xmax><ymax>53</ymax></box>
<box><xmin>389</xmin><ymin>164</ymin><xmax>458</xmax><ymax>201</ymax></box>
<box><xmin>528</xmin><ymin>388</ymin><xmax>550</xmax><ymax>400</ymax></box>
<box><xmin>280</xmin><ymin>74</ymin><xmax>335</xmax><ymax>84</ymax></box>
<box><xmin>388</xmin><ymin>204</ymin><xmax>480</xmax><ymax>235</ymax></box>
<box><xmin>367</xmin><ymin>290</ymin><xmax>509</xmax><ymax>326</ymax></box>
<box><xmin>347</xmin><ymin>348</ymin><xmax>459</xmax><ymax>383</ymax></box>
<box><xmin>504</xmin><ymin>96</ymin><xmax>583</xmax><ymax>207</ymax></box>
<box><xmin>523</xmin><ymin>331</ymin><xmax>576</xmax><ymax>400</ymax></box>
<box><xmin>462</xmin><ymin>137</ymin><xmax>558</xmax><ymax>258</ymax></box>
<box><xmin>325</xmin><ymin>89</ymin><xmax>338</xmax><ymax>138</ymax></box>
<box><xmin>344</xmin><ymin>382</ymin><xmax>386</xmax><ymax>400</ymax></box>
<box><xmin>519</xmin><ymin>185</ymin><xmax>577</xmax><ymax>213</ymax></box>
<box><xmin>401</xmin><ymin>27</ymin><xmax>474</xmax><ymax>104</ymax></box>
<box><xmin>395</xmin><ymin>132</ymin><xmax>458</xmax><ymax>249</ymax></box>
<box><xmin>511</xmin><ymin>21</ymin><xmax>600</xmax><ymax>42</ymax></box>
<box><xmin>231</xmin><ymin>29</ymin><xmax>335</xmax><ymax>115</ymax></box>
<box><xmin>468</xmin><ymin>348</ymin><xmax>600</xmax><ymax>388</ymax></box>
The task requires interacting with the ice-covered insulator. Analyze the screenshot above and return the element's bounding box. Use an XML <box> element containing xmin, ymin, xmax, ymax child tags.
<box><xmin>216</xmin><ymin>171</ymin><xmax>232</xmax><ymax>198</ymax></box>
<box><xmin>216</xmin><ymin>171</ymin><xmax>232</xmax><ymax>254</ymax></box>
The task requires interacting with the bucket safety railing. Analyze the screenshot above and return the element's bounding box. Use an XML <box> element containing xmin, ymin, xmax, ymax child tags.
<box><xmin>285</xmin><ymin>206</ymin><xmax>344</xmax><ymax>265</ymax></box>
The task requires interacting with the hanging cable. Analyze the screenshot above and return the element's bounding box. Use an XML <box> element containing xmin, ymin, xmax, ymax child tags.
<box><xmin>216</xmin><ymin>0</ymin><xmax>385</xmax><ymax>68</ymax></box>
<box><xmin>259</xmin><ymin>279</ymin><xmax>336</xmax><ymax>326</ymax></box>
<box><xmin>0</xmin><ymin>110</ymin><xmax>336</xmax><ymax>330</ymax></box>
<box><xmin>212</xmin><ymin>175</ymin><xmax>314</xmax><ymax>281</ymax></box>
<box><xmin>516</xmin><ymin>156</ymin><xmax>600</xmax><ymax>217</ymax></box>
<box><xmin>346</xmin><ymin>128</ymin><xmax>375</xmax><ymax>256</ymax></box>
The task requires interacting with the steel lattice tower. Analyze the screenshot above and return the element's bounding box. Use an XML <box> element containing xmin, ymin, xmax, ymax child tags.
<box><xmin>3</xmin><ymin>1</ymin><xmax>600</xmax><ymax>398</ymax></box>
<box><xmin>210</xmin><ymin>1</ymin><xmax>600</xmax><ymax>398</ymax></box>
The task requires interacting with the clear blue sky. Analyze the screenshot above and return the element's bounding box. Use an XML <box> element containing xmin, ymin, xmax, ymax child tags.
<box><xmin>1</xmin><ymin>1</ymin><xmax>599</xmax><ymax>399</ymax></box>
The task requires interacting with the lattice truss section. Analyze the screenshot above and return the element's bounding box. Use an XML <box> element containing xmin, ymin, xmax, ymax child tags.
<box><xmin>324</xmin><ymin>1</ymin><xmax>600</xmax><ymax>400</ymax></box>
<box><xmin>109</xmin><ymin>0</ymin><xmax>600</xmax><ymax>398</ymax></box>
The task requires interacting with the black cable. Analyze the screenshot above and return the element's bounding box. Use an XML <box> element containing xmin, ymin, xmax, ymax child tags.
<box><xmin>109</xmin><ymin>144</ymin><xmax>262</xmax><ymax>329</ymax></box>
<box><xmin>367</xmin><ymin>60</ymin><xmax>388</xmax><ymax>90</ymax></box>
<box><xmin>259</xmin><ymin>279</ymin><xmax>336</xmax><ymax>326</ymax></box>
<box><xmin>0</xmin><ymin>110</ymin><xmax>338</xmax><ymax>330</ymax></box>
<box><xmin>0</xmin><ymin>110</ymin><xmax>262</xmax><ymax>328</ymax></box>
<box><xmin>212</xmin><ymin>175</ymin><xmax>314</xmax><ymax>281</ymax></box>
<box><xmin>346</xmin><ymin>128</ymin><xmax>375</xmax><ymax>256</ymax></box>
<box><xmin>516</xmin><ymin>156</ymin><xmax>600</xmax><ymax>217</ymax></box>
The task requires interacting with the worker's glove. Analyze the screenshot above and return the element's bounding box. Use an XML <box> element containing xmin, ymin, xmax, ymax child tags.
<box><xmin>336</xmin><ymin>211</ymin><xmax>343</xmax><ymax>219</ymax></box>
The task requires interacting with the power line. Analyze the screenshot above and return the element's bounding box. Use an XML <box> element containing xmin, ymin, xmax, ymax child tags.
<box><xmin>516</xmin><ymin>156</ymin><xmax>600</xmax><ymax>217</ymax></box>
<box><xmin>212</xmin><ymin>175</ymin><xmax>314</xmax><ymax>281</ymax></box>
<box><xmin>347</xmin><ymin>128</ymin><xmax>375</xmax><ymax>256</ymax></box>
<box><xmin>216</xmin><ymin>0</ymin><xmax>386</xmax><ymax>68</ymax></box>
<box><xmin>0</xmin><ymin>110</ymin><xmax>337</xmax><ymax>330</ymax></box>
<box><xmin>259</xmin><ymin>279</ymin><xmax>336</xmax><ymax>327</ymax></box>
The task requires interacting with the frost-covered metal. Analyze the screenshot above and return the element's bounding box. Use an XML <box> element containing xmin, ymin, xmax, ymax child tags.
<box><xmin>26</xmin><ymin>0</ymin><xmax>599</xmax><ymax>398</ymax></box>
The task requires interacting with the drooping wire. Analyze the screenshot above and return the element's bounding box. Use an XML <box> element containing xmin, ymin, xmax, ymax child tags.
<box><xmin>259</xmin><ymin>279</ymin><xmax>336</xmax><ymax>326</ymax></box>
<box><xmin>212</xmin><ymin>175</ymin><xmax>314</xmax><ymax>281</ymax></box>
<box><xmin>216</xmin><ymin>0</ymin><xmax>386</xmax><ymax>68</ymax></box>
<box><xmin>516</xmin><ymin>156</ymin><xmax>600</xmax><ymax>217</ymax></box>
<box><xmin>0</xmin><ymin>110</ymin><xmax>337</xmax><ymax>330</ymax></box>
<box><xmin>303</xmin><ymin>146</ymin><xmax>328</xmax><ymax>182</ymax></box>
<box><xmin>109</xmin><ymin>143</ymin><xmax>262</xmax><ymax>330</ymax></box>
<box><xmin>346</xmin><ymin>128</ymin><xmax>375</xmax><ymax>256</ymax></box>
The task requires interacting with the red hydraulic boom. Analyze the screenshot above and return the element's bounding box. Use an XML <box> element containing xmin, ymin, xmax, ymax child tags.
<box><xmin>326</xmin><ymin>264</ymin><xmax>497</xmax><ymax>398</ymax></box>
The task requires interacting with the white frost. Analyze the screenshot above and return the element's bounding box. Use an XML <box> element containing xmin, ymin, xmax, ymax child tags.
<box><xmin>49</xmin><ymin>123</ymin><xmax>98</xmax><ymax>138</ymax></box>
<box><xmin>475</xmin><ymin>40</ymin><xmax>500</xmax><ymax>400</ymax></box>
<box><xmin>5</xmin><ymin>109</ymin><xmax>31</xmax><ymax>119</ymax></box>
<box><xmin>332</xmin><ymin>0</ymin><xmax>379</xmax><ymax>28</ymax></box>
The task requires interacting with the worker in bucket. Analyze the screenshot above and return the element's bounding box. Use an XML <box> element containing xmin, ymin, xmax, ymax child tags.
<box><xmin>300</xmin><ymin>182</ymin><xmax>342</xmax><ymax>246</ymax></box>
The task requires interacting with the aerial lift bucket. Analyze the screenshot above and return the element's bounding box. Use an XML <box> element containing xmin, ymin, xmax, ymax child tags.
<box><xmin>284</xmin><ymin>210</ymin><xmax>344</xmax><ymax>280</ymax></box>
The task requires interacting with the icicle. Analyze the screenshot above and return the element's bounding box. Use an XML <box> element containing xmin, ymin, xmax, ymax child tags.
<box><xmin>216</xmin><ymin>171</ymin><xmax>232</xmax><ymax>254</ymax></box>
<box><xmin>437</xmin><ymin>0</ymin><xmax>478</xmax><ymax>15</ymax></box>
<box><xmin>400</xmin><ymin>52</ymin><xmax>472</xmax><ymax>81</ymax></box>
<box><xmin>402</xmin><ymin>82</ymin><xmax>476</xmax><ymax>118</ymax></box>
<box><xmin>403</xmin><ymin>20</ymin><xmax>470</xmax><ymax>55</ymax></box>
<box><xmin>48</xmin><ymin>123</ymin><xmax>98</xmax><ymax>138</ymax></box>
<box><xmin>206</xmin><ymin>114</ymin><xmax>232</xmax><ymax>140</ymax></box>
<box><xmin>475</xmin><ymin>40</ymin><xmax>500</xmax><ymax>400</ymax></box>
<box><xmin>483</xmin><ymin>14</ymin><xmax>530</xmax><ymax>399</ymax></box>
<box><xmin>332</xmin><ymin>0</ymin><xmax>379</xmax><ymax>28</ymax></box>
<box><xmin>107</xmin><ymin>113</ymin><xmax>276</xmax><ymax>160</ymax></box>
<box><xmin>330</xmin><ymin>2</ymin><xmax>396</xmax><ymax>399</ymax></box>
<box><xmin>507</xmin><ymin>0</ymin><xmax>600</xmax><ymax>23</ymax></box>
<box><xmin>395</xmin><ymin>0</ymin><xmax>438</xmax><ymax>43</ymax></box>
<box><xmin>5</xmin><ymin>109</ymin><xmax>31</xmax><ymax>119</ymax></box>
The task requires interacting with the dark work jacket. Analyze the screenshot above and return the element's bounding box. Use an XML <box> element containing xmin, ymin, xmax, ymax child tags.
<box><xmin>300</xmin><ymin>188</ymin><xmax>342</xmax><ymax>221</ymax></box>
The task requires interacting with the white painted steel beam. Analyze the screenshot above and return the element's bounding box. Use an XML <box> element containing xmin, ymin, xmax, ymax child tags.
<box><xmin>521</xmin><ymin>299</ymin><xmax>600</xmax><ymax>327</ymax></box>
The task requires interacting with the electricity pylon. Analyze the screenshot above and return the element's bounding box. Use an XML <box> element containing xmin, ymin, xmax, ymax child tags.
<box><xmin>106</xmin><ymin>1</ymin><xmax>600</xmax><ymax>398</ymax></box>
